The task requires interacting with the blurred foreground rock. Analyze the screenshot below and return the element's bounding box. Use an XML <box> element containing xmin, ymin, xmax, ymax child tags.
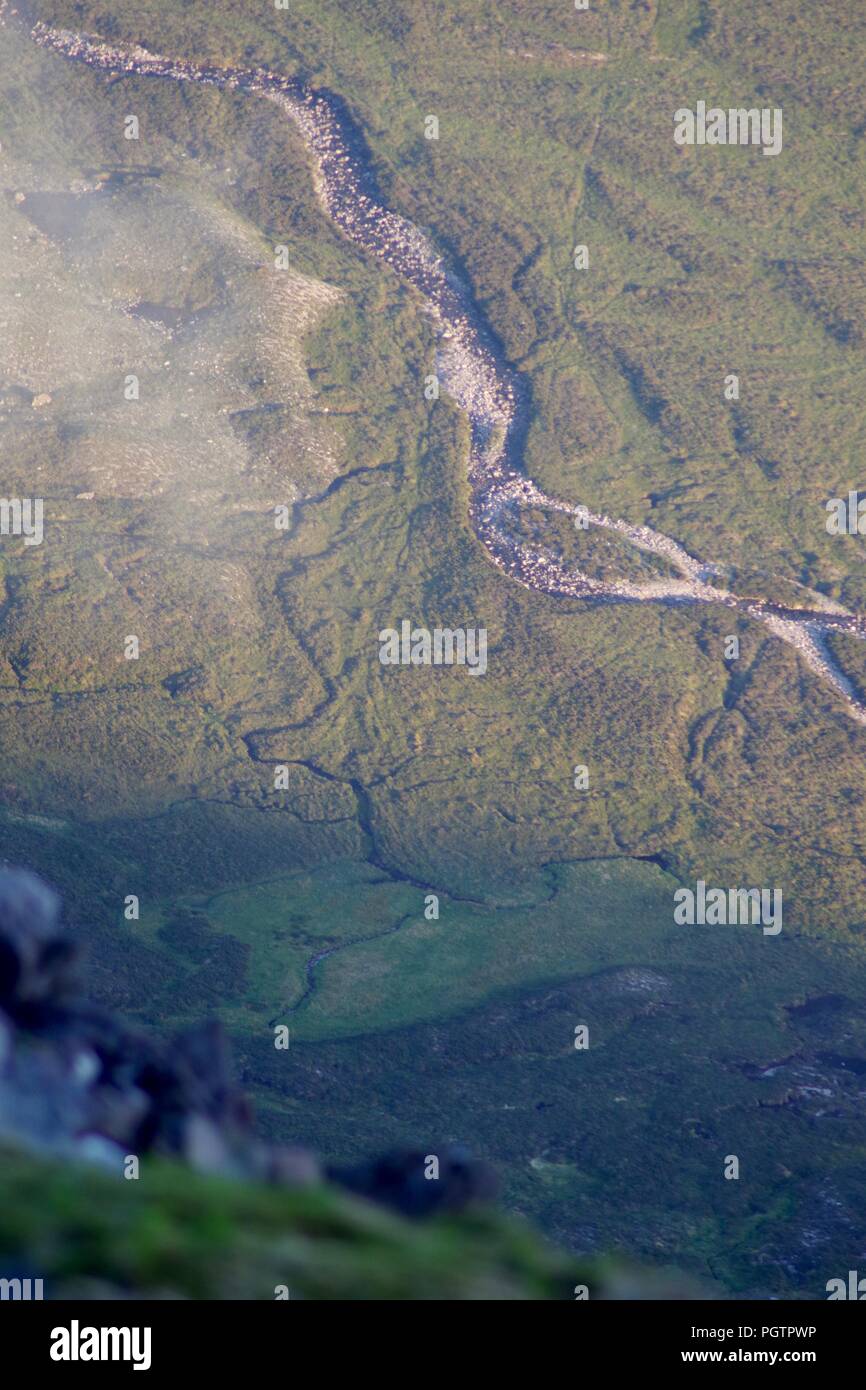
<box><xmin>0</xmin><ymin>867</ymin><xmax>707</xmax><ymax>1298</ymax></box>
<box><xmin>0</xmin><ymin>867</ymin><xmax>496</xmax><ymax>1211</ymax></box>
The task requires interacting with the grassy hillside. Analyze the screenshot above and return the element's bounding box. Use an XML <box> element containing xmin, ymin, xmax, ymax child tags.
<box><xmin>1</xmin><ymin>0</ymin><xmax>865</xmax><ymax>1298</ymax></box>
<box><xmin>0</xmin><ymin>1144</ymin><xmax>600</xmax><ymax>1300</ymax></box>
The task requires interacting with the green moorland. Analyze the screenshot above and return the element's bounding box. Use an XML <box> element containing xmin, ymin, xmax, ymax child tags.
<box><xmin>1</xmin><ymin>0</ymin><xmax>866</xmax><ymax>1296</ymax></box>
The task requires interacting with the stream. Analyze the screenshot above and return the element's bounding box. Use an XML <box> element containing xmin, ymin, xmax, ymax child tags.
<box><xmin>20</xmin><ymin>12</ymin><xmax>866</xmax><ymax>723</ymax></box>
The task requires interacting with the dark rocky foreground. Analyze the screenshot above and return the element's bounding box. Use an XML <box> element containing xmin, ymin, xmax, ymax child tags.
<box><xmin>0</xmin><ymin>867</ymin><xmax>496</xmax><ymax>1217</ymax></box>
<box><xmin>0</xmin><ymin>867</ymin><xmax>705</xmax><ymax>1298</ymax></box>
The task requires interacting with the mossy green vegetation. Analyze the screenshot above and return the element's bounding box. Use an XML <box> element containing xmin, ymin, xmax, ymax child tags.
<box><xmin>0</xmin><ymin>1144</ymin><xmax>605</xmax><ymax>1300</ymax></box>
<box><xmin>2</xmin><ymin>0</ymin><xmax>866</xmax><ymax>1298</ymax></box>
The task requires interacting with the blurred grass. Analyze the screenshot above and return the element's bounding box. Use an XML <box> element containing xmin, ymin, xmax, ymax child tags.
<box><xmin>2</xmin><ymin>0</ymin><xmax>866</xmax><ymax>1299</ymax></box>
<box><xmin>0</xmin><ymin>1143</ymin><xmax>637</xmax><ymax>1300</ymax></box>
